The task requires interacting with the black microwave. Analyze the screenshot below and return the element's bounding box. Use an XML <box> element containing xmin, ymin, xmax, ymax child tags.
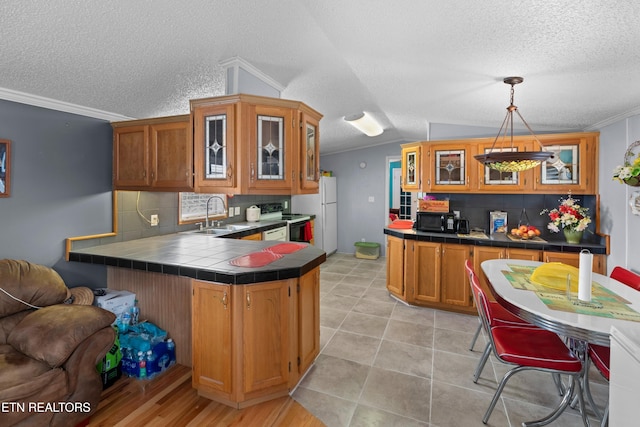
<box><xmin>415</xmin><ymin>212</ymin><xmax>456</xmax><ymax>233</ymax></box>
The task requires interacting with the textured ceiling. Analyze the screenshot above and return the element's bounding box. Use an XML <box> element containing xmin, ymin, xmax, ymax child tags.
<box><xmin>1</xmin><ymin>0</ymin><xmax>640</xmax><ymax>154</ymax></box>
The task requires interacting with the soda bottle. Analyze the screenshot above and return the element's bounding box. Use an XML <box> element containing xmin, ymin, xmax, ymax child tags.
<box><xmin>137</xmin><ymin>351</ymin><xmax>147</xmax><ymax>379</ymax></box>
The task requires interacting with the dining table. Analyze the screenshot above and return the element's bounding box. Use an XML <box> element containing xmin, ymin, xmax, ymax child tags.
<box><xmin>480</xmin><ymin>259</ymin><xmax>640</xmax><ymax>425</ymax></box>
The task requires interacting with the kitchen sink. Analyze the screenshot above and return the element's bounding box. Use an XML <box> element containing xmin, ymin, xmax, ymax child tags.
<box><xmin>190</xmin><ymin>224</ymin><xmax>254</xmax><ymax>235</ymax></box>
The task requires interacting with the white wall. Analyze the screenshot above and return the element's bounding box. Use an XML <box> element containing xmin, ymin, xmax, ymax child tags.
<box><xmin>599</xmin><ymin>115</ymin><xmax>640</xmax><ymax>274</ymax></box>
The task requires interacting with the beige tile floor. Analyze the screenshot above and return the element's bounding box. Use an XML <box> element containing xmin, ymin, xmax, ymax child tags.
<box><xmin>292</xmin><ymin>253</ymin><xmax>609</xmax><ymax>427</ymax></box>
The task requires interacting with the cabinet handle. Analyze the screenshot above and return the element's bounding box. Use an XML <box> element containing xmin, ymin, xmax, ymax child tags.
<box><xmin>222</xmin><ymin>291</ymin><xmax>228</xmax><ymax>309</ymax></box>
<box><xmin>250</xmin><ymin>163</ymin><xmax>255</xmax><ymax>181</ymax></box>
<box><xmin>142</xmin><ymin>170</ymin><xmax>146</xmax><ymax>178</ymax></box>
<box><xmin>227</xmin><ymin>164</ymin><xmax>233</xmax><ymax>179</ymax></box>
<box><xmin>246</xmin><ymin>292</ymin><xmax>251</xmax><ymax>309</ymax></box>
<box><xmin>292</xmin><ymin>170</ymin><xmax>295</xmax><ymax>182</ymax></box>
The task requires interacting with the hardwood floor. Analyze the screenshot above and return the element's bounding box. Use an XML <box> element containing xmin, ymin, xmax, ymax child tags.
<box><xmin>88</xmin><ymin>364</ymin><xmax>325</xmax><ymax>427</ymax></box>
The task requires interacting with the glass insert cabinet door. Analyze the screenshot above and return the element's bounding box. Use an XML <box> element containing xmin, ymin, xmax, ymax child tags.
<box><xmin>541</xmin><ymin>145</ymin><xmax>579</xmax><ymax>184</ymax></box>
<box><xmin>305</xmin><ymin>122</ymin><xmax>317</xmax><ymax>181</ymax></box>
<box><xmin>257</xmin><ymin>115</ymin><xmax>284</xmax><ymax>180</ymax></box>
<box><xmin>205</xmin><ymin>114</ymin><xmax>228</xmax><ymax>179</ymax></box>
<box><xmin>435</xmin><ymin>149</ymin><xmax>465</xmax><ymax>185</ymax></box>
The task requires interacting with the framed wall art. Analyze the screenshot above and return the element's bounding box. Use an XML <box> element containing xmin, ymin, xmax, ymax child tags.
<box><xmin>0</xmin><ymin>139</ymin><xmax>10</xmax><ymax>197</ymax></box>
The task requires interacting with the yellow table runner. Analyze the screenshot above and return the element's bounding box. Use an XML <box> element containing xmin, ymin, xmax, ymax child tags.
<box><xmin>501</xmin><ymin>264</ymin><xmax>640</xmax><ymax>322</ymax></box>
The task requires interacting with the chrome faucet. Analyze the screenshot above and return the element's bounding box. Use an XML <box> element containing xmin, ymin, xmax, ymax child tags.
<box><xmin>205</xmin><ymin>196</ymin><xmax>227</xmax><ymax>228</ymax></box>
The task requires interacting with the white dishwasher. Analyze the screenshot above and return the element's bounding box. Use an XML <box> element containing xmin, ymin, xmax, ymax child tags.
<box><xmin>262</xmin><ymin>226</ymin><xmax>287</xmax><ymax>241</ymax></box>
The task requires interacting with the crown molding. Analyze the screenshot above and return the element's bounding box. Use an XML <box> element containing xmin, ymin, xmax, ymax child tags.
<box><xmin>219</xmin><ymin>56</ymin><xmax>285</xmax><ymax>94</ymax></box>
<box><xmin>585</xmin><ymin>105</ymin><xmax>640</xmax><ymax>131</ymax></box>
<box><xmin>0</xmin><ymin>87</ymin><xmax>134</xmax><ymax>121</ymax></box>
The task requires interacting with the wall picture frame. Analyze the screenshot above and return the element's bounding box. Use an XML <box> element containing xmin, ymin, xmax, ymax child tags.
<box><xmin>0</xmin><ymin>139</ymin><xmax>10</xmax><ymax>197</ymax></box>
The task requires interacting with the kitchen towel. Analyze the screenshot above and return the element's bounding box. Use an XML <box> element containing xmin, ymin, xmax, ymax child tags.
<box><xmin>578</xmin><ymin>249</ymin><xmax>593</xmax><ymax>302</ymax></box>
<box><xmin>301</xmin><ymin>222</ymin><xmax>313</xmax><ymax>242</ymax></box>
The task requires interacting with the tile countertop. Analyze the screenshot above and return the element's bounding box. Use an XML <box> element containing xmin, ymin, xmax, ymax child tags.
<box><xmin>69</xmin><ymin>232</ymin><xmax>326</xmax><ymax>285</ymax></box>
<box><xmin>383</xmin><ymin>227</ymin><xmax>608</xmax><ymax>255</ymax></box>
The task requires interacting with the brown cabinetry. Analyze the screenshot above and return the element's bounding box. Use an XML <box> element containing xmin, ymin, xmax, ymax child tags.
<box><xmin>191</xmin><ymin>266</ymin><xmax>320</xmax><ymax>408</ymax></box>
<box><xmin>542</xmin><ymin>251</ymin><xmax>606</xmax><ymax>275</ymax></box>
<box><xmin>400</xmin><ymin>143</ymin><xmax>421</xmax><ymax>191</ymax></box>
<box><xmin>386</xmin><ymin>236</ymin><xmax>406</xmax><ymax>299</ymax></box>
<box><xmin>389</xmin><ymin>237</ymin><xmax>474</xmax><ymax>314</ymax></box>
<box><xmin>473</xmin><ymin>247</ymin><xmax>541</xmax><ymax>300</ymax></box>
<box><xmin>191</xmin><ymin>94</ymin><xmax>322</xmax><ymax>195</ymax></box>
<box><xmin>113</xmin><ymin>115</ymin><xmax>192</xmax><ymax>191</ymax></box>
<box><xmin>400</xmin><ymin>132</ymin><xmax>599</xmax><ymax>194</ymax></box>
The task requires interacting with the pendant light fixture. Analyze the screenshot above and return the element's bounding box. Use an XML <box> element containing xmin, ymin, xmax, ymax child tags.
<box><xmin>474</xmin><ymin>77</ymin><xmax>553</xmax><ymax>172</ymax></box>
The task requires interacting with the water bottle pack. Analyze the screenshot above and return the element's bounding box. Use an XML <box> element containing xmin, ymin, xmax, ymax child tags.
<box><xmin>118</xmin><ymin>321</ymin><xmax>175</xmax><ymax>379</ymax></box>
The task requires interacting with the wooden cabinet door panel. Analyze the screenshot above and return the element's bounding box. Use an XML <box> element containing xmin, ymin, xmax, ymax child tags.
<box><xmin>411</xmin><ymin>241</ymin><xmax>441</xmax><ymax>304</ymax></box>
<box><xmin>151</xmin><ymin>120</ymin><xmax>192</xmax><ymax>189</ymax></box>
<box><xmin>243</xmin><ymin>281</ymin><xmax>289</xmax><ymax>394</ymax></box>
<box><xmin>298</xmin><ymin>268</ymin><xmax>320</xmax><ymax>374</ymax></box>
<box><xmin>543</xmin><ymin>251</ymin><xmax>606</xmax><ymax>275</ymax></box>
<box><xmin>298</xmin><ymin>111</ymin><xmax>320</xmax><ymax>192</ymax></box>
<box><xmin>113</xmin><ymin>125</ymin><xmax>149</xmax><ymax>187</ymax></box>
<box><xmin>386</xmin><ymin>236</ymin><xmax>405</xmax><ymax>298</ymax></box>
<box><xmin>441</xmin><ymin>244</ymin><xmax>472</xmax><ymax>307</ymax></box>
<box><xmin>401</xmin><ymin>143</ymin><xmax>421</xmax><ymax>191</ymax></box>
<box><xmin>192</xmin><ymin>281</ymin><xmax>232</xmax><ymax>394</ymax></box>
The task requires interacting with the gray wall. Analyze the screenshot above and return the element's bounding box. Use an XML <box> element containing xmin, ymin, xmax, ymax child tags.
<box><xmin>0</xmin><ymin>99</ymin><xmax>113</xmax><ymax>286</ymax></box>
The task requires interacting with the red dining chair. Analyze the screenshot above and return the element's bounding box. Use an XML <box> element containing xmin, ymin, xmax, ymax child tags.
<box><xmin>464</xmin><ymin>261</ymin><xmax>540</xmax><ymax>381</ymax></box>
<box><xmin>467</xmin><ymin>261</ymin><xmax>587</xmax><ymax>426</ymax></box>
<box><xmin>582</xmin><ymin>266</ymin><xmax>640</xmax><ymax>427</ymax></box>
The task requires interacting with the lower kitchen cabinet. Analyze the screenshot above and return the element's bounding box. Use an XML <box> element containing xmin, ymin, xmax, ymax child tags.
<box><xmin>473</xmin><ymin>247</ymin><xmax>541</xmax><ymax>301</ymax></box>
<box><xmin>542</xmin><ymin>251</ymin><xmax>606</xmax><ymax>275</ymax></box>
<box><xmin>191</xmin><ymin>266</ymin><xmax>320</xmax><ymax>408</ymax></box>
<box><xmin>389</xmin><ymin>237</ymin><xmax>475</xmax><ymax>314</ymax></box>
<box><xmin>386</xmin><ymin>236</ymin><xmax>406</xmax><ymax>299</ymax></box>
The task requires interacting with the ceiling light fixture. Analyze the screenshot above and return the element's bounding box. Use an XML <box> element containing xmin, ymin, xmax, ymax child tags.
<box><xmin>474</xmin><ymin>77</ymin><xmax>553</xmax><ymax>172</ymax></box>
<box><xmin>344</xmin><ymin>112</ymin><xmax>383</xmax><ymax>137</ymax></box>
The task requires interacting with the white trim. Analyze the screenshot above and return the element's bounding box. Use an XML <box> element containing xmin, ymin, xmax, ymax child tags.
<box><xmin>219</xmin><ymin>56</ymin><xmax>285</xmax><ymax>93</ymax></box>
<box><xmin>585</xmin><ymin>105</ymin><xmax>640</xmax><ymax>131</ymax></box>
<box><xmin>0</xmin><ymin>86</ymin><xmax>134</xmax><ymax>121</ymax></box>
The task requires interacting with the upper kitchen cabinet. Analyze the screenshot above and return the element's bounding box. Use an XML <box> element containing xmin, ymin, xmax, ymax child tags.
<box><xmin>191</xmin><ymin>94</ymin><xmax>322</xmax><ymax>195</ymax></box>
<box><xmin>425</xmin><ymin>142</ymin><xmax>474</xmax><ymax>192</ymax></box>
<box><xmin>296</xmin><ymin>109</ymin><xmax>321</xmax><ymax>194</ymax></box>
<box><xmin>474</xmin><ymin>138</ymin><xmax>536</xmax><ymax>193</ymax></box>
<box><xmin>191</xmin><ymin>103</ymin><xmax>236</xmax><ymax>192</ymax></box>
<box><xmin>112</xmin><ymin>115</ymin><xmax>192</xmax><ymax>191</ymax></box>
<box><xmin>400</xmin><ymin>142</ymin><xmax>421</xmax><ymax>191</ymax></box>
<box><xmin>532</xmin><ymin>132</ymin><xmax>599</xmax><ymax>194</ymax></box>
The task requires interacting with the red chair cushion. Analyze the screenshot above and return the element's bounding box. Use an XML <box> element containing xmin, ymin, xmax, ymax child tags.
<box><xmin>588</xmin><ymin>344</ymin><xmax>610</xmax><ymax>380</ymax></box>
<box><xmin>491</xmin><ymin>326</ymin><xmax>582</xmax><ymax>372</ymax></box>
<box><xmin>610</xmin><ymin>266</ymin><xmax>640</xmax><ymax>291</ymax></box>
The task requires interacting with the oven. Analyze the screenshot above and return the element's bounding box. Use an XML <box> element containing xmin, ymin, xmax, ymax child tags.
<box><xmin>257</xmin><ymin>203</ymin><xmax>311</xmax><ymax>242</ymax></box>
<box><xmin>284</xmin><ymin>215</ymin><xmax>312</xmax><ymax>242</ymax></box>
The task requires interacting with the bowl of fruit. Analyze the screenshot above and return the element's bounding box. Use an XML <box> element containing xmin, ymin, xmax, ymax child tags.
<box><xmin>510</xmin><ymin>225</ymin><xmax>541</xmax><ymax>240</ymax></box>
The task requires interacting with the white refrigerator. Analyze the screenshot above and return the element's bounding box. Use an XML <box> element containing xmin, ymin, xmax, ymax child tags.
<box><xmin>292</xmin><ymin>176</ymin><xmax>337</xmax><ymax>255</ymax></box>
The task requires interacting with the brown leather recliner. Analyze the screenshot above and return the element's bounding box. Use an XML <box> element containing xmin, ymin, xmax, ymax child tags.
<box><xmin>0</xmin><ymin>259</ymin><xmax>116</xmax><ymax>427</ymax></box>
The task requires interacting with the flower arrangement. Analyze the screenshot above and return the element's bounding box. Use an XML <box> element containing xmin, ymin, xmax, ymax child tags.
<box><xmin>540</xmin><ymin>194</ymin><xmax>591</xmax><ymax>233</ymax></box>
<box><xmin>613</xmin><ymin>155</ymin><xmax>640</xmax><ymax>186</ymax></box>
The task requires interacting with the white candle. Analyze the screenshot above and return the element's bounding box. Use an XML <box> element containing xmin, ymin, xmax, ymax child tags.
<box><xmin>578</xmin><ymin>249</ymin><xmax>593</xmax><ymax>302</ymax></box>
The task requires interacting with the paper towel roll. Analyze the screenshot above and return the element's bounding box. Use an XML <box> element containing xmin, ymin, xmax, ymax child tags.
<box><xmin>578</xmin><ymin>250</ymin><xmax>593</xmax><ymax>302</ymax></box>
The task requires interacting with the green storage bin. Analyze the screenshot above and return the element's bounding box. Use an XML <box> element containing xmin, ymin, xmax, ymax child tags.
<box><xmin>354</xmin><ymin>242</ymin><xmax>381</xmax><ymax>260</ymax></box>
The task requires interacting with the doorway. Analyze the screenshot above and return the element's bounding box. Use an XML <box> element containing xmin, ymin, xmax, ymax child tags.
<box><xmin>385</xmin><ymin>156</ymin><xmax>417</xmax><ymax>225</ymax></box>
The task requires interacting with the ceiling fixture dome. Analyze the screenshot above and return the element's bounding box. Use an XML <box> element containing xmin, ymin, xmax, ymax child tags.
<box><xmin>474</xmin><ymin>77</ymin><xmax>553</xmax><ymax>172</ymax></box>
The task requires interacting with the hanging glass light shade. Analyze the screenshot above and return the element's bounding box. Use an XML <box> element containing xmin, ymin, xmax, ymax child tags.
<box><xmin>474</xmin><ymin>77</ymin><xmax>553</xmax><ymax>172</ymax></box>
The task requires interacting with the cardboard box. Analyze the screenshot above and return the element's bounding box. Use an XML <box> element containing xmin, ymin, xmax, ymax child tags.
<box><xmin>418</xmin><ymin>199</ymin><xmax>450</xmax><ymax>212</ymax></box>
<box><xmin>94</xmin><ymin>289</ymin><xmax>136</xmax><ymax>320</ymax></box>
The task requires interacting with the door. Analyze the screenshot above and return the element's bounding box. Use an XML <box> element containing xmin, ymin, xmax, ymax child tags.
<box><xmin>113</xmin><ymin>125</ymin><xmax>149</xmax><ymax>187</ymax></box>
<box><xmin>386</xmin><ymin>236</ymin><xmax>405</xmax><ymax>298</ymax></box>
<box><xmin>440</xmin><ymin>244</ymin><xmax>473</xmax><ymax>307</ymax></box>
<box><xmin>150</xmin><ymin>120</ymin><xmax>192</xmax><ymax>190</ymax></box>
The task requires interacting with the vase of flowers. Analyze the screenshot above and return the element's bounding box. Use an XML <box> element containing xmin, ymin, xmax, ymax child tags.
<box><xmin>540</xmin><ymin>194</ymin><xmax>591</xmax><ymax>243</ymax></box>
<box><xmin>613</xmin><ymin>141</ymin><xmax>640</xmax><ymax>186</ymax></box>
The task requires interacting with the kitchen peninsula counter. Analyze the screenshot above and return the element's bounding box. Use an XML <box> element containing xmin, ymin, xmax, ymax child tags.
<box><xmin>69</xmin><ymin>232</ymin><xmax>326</xmax><ymax>284</ymax></box>
<box><xmin>69</xmin><ymin>234</ymin><xmax>324</xmax><ymax>408</ymax></box>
